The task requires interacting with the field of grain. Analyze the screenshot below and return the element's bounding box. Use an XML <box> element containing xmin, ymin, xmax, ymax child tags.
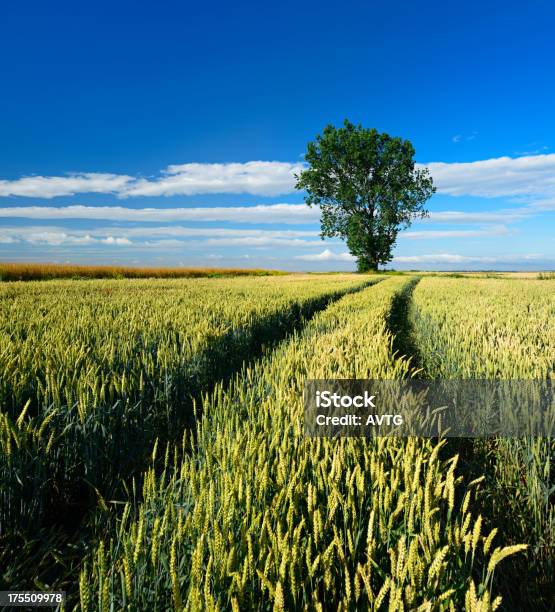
<box><xmin>0</xmin><ymin>262</ymin><xmax>286</xmax><ymax>281</ymax></box>
<box><xmin>0</xmin><ymin>274</ymin><xmax>553</xmax><ymax>610</ymax></box>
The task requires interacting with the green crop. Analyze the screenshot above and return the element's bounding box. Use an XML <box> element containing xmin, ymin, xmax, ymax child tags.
<box><xmin>411</xmin><ymin>277</ymin><xmax>555</xmax><ymax>607</ymax></box>
<box><xmin>0</xmin><ymin>274</ymin><xmax>369</xmax><ymax>588</ymax></box>
<box><xmin>2</xmin><ymin>274</ymin><xmax>543</xmax><ymax>609</ymax></box>
<box><xmin>81</xmin><ymin>277</ymin><xmax>521</xmax><ymax>610</ymax></box>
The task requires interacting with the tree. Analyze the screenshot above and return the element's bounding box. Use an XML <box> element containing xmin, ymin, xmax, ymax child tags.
<box><xmin>295</xmin><ymin>120</ymin><xmax>435</xmax><ymax>272</ymax></box>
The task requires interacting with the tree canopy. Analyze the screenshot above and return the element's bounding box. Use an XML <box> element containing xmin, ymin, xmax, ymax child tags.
<box><xmin>296</xmin><ymin>120</ymin><xmax>435</xmax><ymax>271</ymax></box>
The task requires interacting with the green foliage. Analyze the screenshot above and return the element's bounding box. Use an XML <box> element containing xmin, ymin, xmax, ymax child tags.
<box><xmin>2</xmin><ymin>274</ymin><xmax>545</xmax><ymax>609</ymax></box>
<box><xmin>411</xmin><ymin>277</ymin><xmax>555</xmax><ymax>608</ymax></box>
<box><xmin>0</xmin><ymin>274</ymin><xmax>369</xmax><ymax>589</ymax></box>
<box><xmin>296</xmin><ymin>119</ymin><xmax>435</xmax><ymax>271</ymax></box>
<box><xmin>82</xmin><ymin>278</ymin><xmax>515</xmax><ymax>610</ymax></box>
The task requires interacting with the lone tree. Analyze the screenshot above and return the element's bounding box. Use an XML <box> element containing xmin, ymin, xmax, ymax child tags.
<box><xmin>295</xmin><ymin>120</ymin><xmax>435</xmax><ymax>272</ymax></box>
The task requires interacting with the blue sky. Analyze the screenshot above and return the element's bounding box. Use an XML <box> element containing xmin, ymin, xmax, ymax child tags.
<box><xmin>1</xmin><ymin>0</ymin><xmax>554</xmax><ymax>271</ymax></box>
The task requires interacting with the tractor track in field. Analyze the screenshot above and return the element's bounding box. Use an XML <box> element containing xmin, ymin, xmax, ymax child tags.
<box><xmin>2</xmin><ymin>277</ymin><xmax>383</xmax><ymax>605</ymax></box>
<box><xmin>385</xmin><ymin>277</ymin><xmax>555</xmax><ymax>611</ymax></box>
<box><xmin>385</xmin><ymin>275</ymin><xmax>424</xmax><ymax>375</ymax></box>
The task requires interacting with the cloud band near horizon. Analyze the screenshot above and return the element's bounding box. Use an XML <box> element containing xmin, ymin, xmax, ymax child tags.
<box><xmin>295</xmin><ymin>249</ymin><xmax>548</xmax><ymax>265</ymax></box>
<box><xmin>0</xmin><ymin>224</ymin><xmax>511</xmax><ymax>248</ymax></box>
<box><xmin>0</xmin><ymin>202</ymin><xmax>549</xmax><ymax>225</ymax></box>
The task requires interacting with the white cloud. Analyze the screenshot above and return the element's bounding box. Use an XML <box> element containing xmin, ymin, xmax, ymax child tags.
<box><xmin>0</xmin><ymin>173</ymin><xmax>133</xmax><ymax>199</ymax></box>
<box><xmin>3</xmin><ymin>153</ymin><xmax>555</xmax><ymax>201</ymax></box>
<box><xmin>0</xmin><ymin>203</ymin><xmax>541</xmax><ymax>230</ymax></box>
<box><xmin>140</xmin><ymin>237</ymin><xmax>327</xmax><ymax>249</ymax></box>
<box><xmin>427</xmin><ymin>209</ymin><xmax>529</xmax><ymax>223</ymax></box>
<box><xmin>2</xmin><ymin>154</ymin><xmax>555</xmax><ymax>201</ymax></box>
<box><xmin>0</xmin><ymin>216</ymin><xmax>519</xmax><ymax>248</ymax></box>
<box><xmin>0</xmin><ymin>162</ymin><xmax>304</xmax><ymax>199</ymax></box>
<box><xmin>203</xmin><ymin>254</ymin><xmax>259</xmax><ymax>262</ymax></box>
<box><xmin>0</xmin><ymin>225</ymin><xmax>325</xmax><ymax>249</ymax></box>
<box><xmin>296</xmin><ymin>250</ymin><xmax>546</xmax><ymax>267</ymax></box>
<box><xmin>122</xmin><ymin>162</ymin><xmax>304</xmax><ymax>197</ymax></box>
<box><xmin>424</xmin><ymin>153</ymin><xmax>555</xmax><ymax>198</ymax></box>
<box><xmin>402</xmin><ymin>226</ymin><xmax>511</xmax><ymax>239</ymax></box>
<box><xmin>392</xmin><ymin>253</ymin><xmax>544</xmax><ymax>264</ymax></box>
<box><xmin>0</xmin><ymin>203</ymin><xmax>318</xmax><ymax>224</ymax></box>
<box><xmin>142</xmin><ymin>239</ymin><xmax>188</xmax><ymax>248</ymax></box>
<box><xmin>202</xmin><ymin>237</ymin><xmax>325</xmax><ymax>248</ymax></box>
<box><xmin>295</xmin><ymin>249</ymin><xmax>355</xmax><ymax>262</ymax></box>
<box><xmin>525</xmin><ymin>198</ymin><xmax>555</xmax><ymax>211</ymax></box>
<box><xmin>513</xmin><ymin>144</ymin><xmax>549</xmax><ymax>156</ymax></box>
<box><xmin>0</xmin><ymin>225</ymin><xmax>320</xmax><ymax>241</ymax></box>
<box><xmin>104</xmin><ymin>226</ymin><xmax>320</xmax><ymax>239</ymax></box>
<box><xmin>0</xmin><ymin>229</ymin><xmax>132</xmax><ymax>247</ymax></box>
<box><xmin>101</xmin><ymin>236</ymin><xmax>132</xmax><ymax>245</ymax></box>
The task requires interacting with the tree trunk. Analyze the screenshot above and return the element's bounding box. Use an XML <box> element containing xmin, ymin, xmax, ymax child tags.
<box><xmin>356</xmin><ymin>255</ymin><xmax>378</xmax><ymax>273</ymax></box>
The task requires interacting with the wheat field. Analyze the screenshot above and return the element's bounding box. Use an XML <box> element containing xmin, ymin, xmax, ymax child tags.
<box><xmin>0</xmin><ymin>274</ymin><xmax>553</xmax><ymax>610</ymax></box>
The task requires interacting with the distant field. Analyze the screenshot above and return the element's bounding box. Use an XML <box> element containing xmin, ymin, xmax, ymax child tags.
<box><xmin>1</xmin><ymin>274</ymin><xmax>553</xmax><ymax>609</ymax></box>
<box><xmin>413</xmin><ymin>270</ymin><xmax>555</xmax><ymax>279</ymax></box>
<box><xmin>2</xmin><ymin>261</ymin><xmax>554</xmax><ymax>282</ymax></box>
<box><xmin>0</xmin><ymin>262</ymin><xmax>287</xmax><ymax>281</ymax></box>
